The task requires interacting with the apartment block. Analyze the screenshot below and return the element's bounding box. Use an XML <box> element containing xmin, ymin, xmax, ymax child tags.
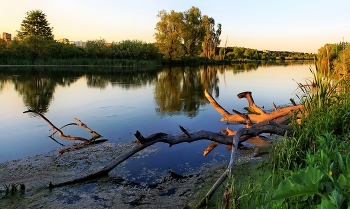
<box><xmin>2</xmin><ymin>32</ymin><xmax>11</xmax><ymax>42</ymax></box>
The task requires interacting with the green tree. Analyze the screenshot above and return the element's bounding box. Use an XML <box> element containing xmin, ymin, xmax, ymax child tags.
<box><xmin>317</xmin><ymin>43</ymin><xmax>343</xmax><ymax>70</ymax></box>
<box><xmin>7</xmin><ymin>38</ymin><xmax>31</xmax><ymax>60</ymax></box>
<box><xmin>243</xmin><ymin>48</ymin><xmax>253</xmax><ymax>59</ymax></box>
<box><xmin>252</xmin><ymin>49</ymin><xmax>259</xmax><ymax>60</ymax></box>
<box><xmin>85</xmin><ymin>38</ymin><xmax>107</xmax><ymax>58</ymax></box>
<box><xmin>0</xmin><ymin>39</ymin><xmax>8</xmax><ymax>62</ymax></box>
<box><xmin>333</xmin><ymin>44</ymin><xmax>350</xmax><ymax>75</ymax></box>
<box><xmin>154</xmin><ymin>10</ymin><xmax>185</xmax><ymax>61</ymax></box>
<box><xmin>201</xmin><ymin>15</ymin><xmax>221</xmax><ymax>59</ymax></box>
<box><xmin>219</xmin><ymin>47</ymin><xmax>225</xmax><ymax>60</ymax></box>
<box><xmin>233</xmin><ymin>46</ymin><xmax>244</xmax><ymax>59</ymax></box>
<box><xmin>16</xmin><ymin>10</ymin><xmax>54</xmax><ymax>62</ymax></box>
<box><xmin>16</xmin><ymin>10</ymin><xmax>54</xmax><ymax>40</ymax></box>
<box><xmin>182</xmin><ymin>6</ymin><xmax>204</xmax><ymax>58</ymax></box>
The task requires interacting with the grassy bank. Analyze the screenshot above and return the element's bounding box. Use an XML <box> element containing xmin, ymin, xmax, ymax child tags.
<box><xmin>218</xmin><ymin>66</ymin><xmax>350</xmax><ymax>208</ymax></box>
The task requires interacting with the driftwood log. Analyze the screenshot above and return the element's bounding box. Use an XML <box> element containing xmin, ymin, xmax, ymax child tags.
<box><xmin>197</xmin><ymin>90</ymin><xmax>301</xmax><ymax>207</ymax></box>
<box><xmin>204</xmin><ymin>90</ymin><xmax>302</xmax><ymax>123</ymax></box>
<box><xmin>23</xmin><ymin>90</ymin><xmax>301</xmax><ymax>207</ymax></box>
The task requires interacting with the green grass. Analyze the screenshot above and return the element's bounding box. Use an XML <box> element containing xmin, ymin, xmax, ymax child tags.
<box><xmin>219</xmin><ymin>64</ymin><xmax>350</xmax><ymax>208</ymax></box>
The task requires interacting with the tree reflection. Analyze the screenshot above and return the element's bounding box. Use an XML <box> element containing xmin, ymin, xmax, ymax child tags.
<box><xmin>1</xmin><ymin>67</ymin><xmax>159</xmax><ymax>114</ymax></box>
<box><xmin>228</xmin><ymin>60</ymin><xmax>314</xmax><ymax>75</ymax></box>
<box><xmin>154</xmin><ymin>66</ymin><xmax>219</xmax><ymax>117</ymax></box>
<box><xmin>85</xmin><ymin>74</ymin><xmax>109</xmax><ymax>89</ymax></box>
<box><xmin>230</xmin><ymin>62</ymin><xmax>259</xmax><ymax>74</ymax></box>
<box><xmin>200</xmin><ymin>65</ymin><xmax>219</xmax><ymax>97</ymax></box>
<box><xmin>85</xmin><ymin>70</ymin><xmax>159</xmax><ymax>89</ymax></box>
<box><xmin>11</xmin><ymin>69</ymin><xmax>80</xmax><ymax>113</ymax></box>
<box><xmin>0</xmin><ymin>74</ymin><xmax>10</xmax><ymax>92</ymax></box>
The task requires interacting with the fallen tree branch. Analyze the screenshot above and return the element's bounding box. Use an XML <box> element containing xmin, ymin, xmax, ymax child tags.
<box><xmin>204</xmin><ymin>90</ymin><xmax>302</xmax><ymax>123</ymax></box>
<box><xmin>203</xmin><ymin>142</ymin><xmax>219</xmax><ymax>156</ymax></box>
<box><xmin>23</xmin><ymin>109</ymin><xmax>101</xmax><ymax>144</ymax></box>
<box><xmin>49</xmin><ymin>129</ymin><xmax>233</xmax><ymax>187</ymax></box>
<box><xmin>237</xmin><ymin>91</ymin><xmax>266</xmax><ymax>115</ymax></box>
<box><xmin>197</xmin><ymin>131</ymin><xmax>240</xmax><ymax>208</ymax></box>
<box><xmin>197</xmin><ymin>90</ymin><xmax>299</xmax><ymax>207</ymax></box>
<box><xmin>197</xmin><ymin>169</ymin><xmax>229</xmax><ymax>208</ymax></box>
<box><xmin>50</xmin><ymin>120</ymin><xmax>293</xmax><ymax>188</ymax></box>
<box><xmin>73</xmin><ymin>118</ymin><xmax>101</xmax><ymax>139</ymax></box>
<box><xmin>50</xmin><ymin>123</ymin><xmax>77</xmax><ymax>138</ymax></box>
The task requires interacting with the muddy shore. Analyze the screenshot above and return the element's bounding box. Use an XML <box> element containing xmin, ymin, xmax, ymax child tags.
<box><xmin>0</xmin><ymin>137</ymin><xmax>270</xmax><ymax>208</ymax></box>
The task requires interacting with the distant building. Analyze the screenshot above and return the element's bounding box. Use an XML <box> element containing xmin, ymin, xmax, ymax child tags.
<box><xmin>58</xmin><ymin>38</ymin><xmax>76</xmax><ymax>46</ymax></box>
<box><xmin>2</xmin><ymin>32</ymin><xmax>11</xmax><ymax>42</ymax></box>
<box><xmin>74</xmin><ymin>40</ymin><xmax>87</xmax><ymax>48</ymax></box>
<box><xmin>58</xmin><ymin>38</ymin><xmax>87</xmax><ymax>47</ymax></box>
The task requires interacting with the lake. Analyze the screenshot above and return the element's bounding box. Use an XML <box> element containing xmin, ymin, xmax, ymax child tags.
<box><xmin>0</xmin><ymin>61</ymin><xmax>313</xmax><ymax>183</ymax></box>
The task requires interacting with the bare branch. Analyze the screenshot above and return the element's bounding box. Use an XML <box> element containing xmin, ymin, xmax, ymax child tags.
<box><xmin>237</xmin><ymin>91</ymin><xmax>266</xmax><ymax>115</ymax></box>
<box><xmin>134</xmin><ymin>130</ymin><xmax>146</xmax><ymax>144</ymax></box>
<box><xmin>197</xmin><ymin>169</ymin><xmax>229</xmax><ymax>208</ymax></box>
<box><xmin>73</xmin><ymin>118</ymin><xmax>101</xmax><ymax>138</ymax></box>
<box><xmin>272</xmin><ymin>102</ymin><xmax>277</xmax><ymax>110</ymax></box>
<box><xmin>51</xmin><ymin>123</ymin><xmax>77</xmax><ymax>138</ymax></box>
<box><xmin>179</xmin><ymin>125</ymin><xmax>191</xmax><ymax>138</ymax></box>
<box><xmin>23</xmin><ymin>109</ymin><xmax>100</xmax><ymax>144</ymax></box>
<box><xmin>49</xmin><ymin>130</ymin><xmax>231</xmax><ymax>187</ymax></box>
<box><xmin>290</xmin><ymin>98</ymin><xmax>297</xmax><ymax>106</ymax></box>
<box><xmin>232</xmin><ymin>109</ymin><xmax>252</xmax><ymax>127</ymax></box>
<box><xmin>203</xmin><ymin>142</ymin><xmax>219</xmax><ymax>156</ymax></box>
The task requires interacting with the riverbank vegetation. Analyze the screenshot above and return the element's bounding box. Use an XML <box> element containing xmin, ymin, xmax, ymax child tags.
<box><xmin>223</xmin><ymin>44</ymin><xmax>350</xmax><ymax>208</ymax></box>
<box><xmin>0</xmin><ymin>9</ymin><xmax>314</xmax><ymax>66</ymax></box>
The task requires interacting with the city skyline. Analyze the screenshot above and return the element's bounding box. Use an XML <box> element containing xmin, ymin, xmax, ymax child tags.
<box><xmin>1</xmin><ymin>0</ymin><xmax>349</xmax><ymax>53</ymax></box>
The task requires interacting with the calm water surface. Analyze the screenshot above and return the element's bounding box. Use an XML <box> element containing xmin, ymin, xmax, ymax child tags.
<box><xmin>0</xmin><ymin>61</ymin><xmax>313</xmax><ymax>182</ymax></box>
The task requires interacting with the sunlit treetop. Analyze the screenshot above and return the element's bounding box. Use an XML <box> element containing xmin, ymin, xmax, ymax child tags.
<box><xmin>16</xmin><ymin>10</ymin><xmax>54</xmax><ymax>40</ymax></box>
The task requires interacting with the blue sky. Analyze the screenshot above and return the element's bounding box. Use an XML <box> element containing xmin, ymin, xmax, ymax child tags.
<box><xmin>0</xmin><ymin>0</ymin><xmax>349</xmax><ymax>53</ymax></box>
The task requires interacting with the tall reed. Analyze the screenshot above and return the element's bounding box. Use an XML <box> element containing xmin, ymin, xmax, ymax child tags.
<box><xmin>296</xmin><ymin>65</ymin><xmax>343</xmax><ymax>113</ymax></box>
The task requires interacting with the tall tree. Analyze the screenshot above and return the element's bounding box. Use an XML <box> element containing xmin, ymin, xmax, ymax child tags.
<box><xmin>201</xmin><ymin>15</ymin><xmax>221</xmax><ymax>59</ymax></box>
<box><xmin>182</xmin><ymin>7</ymin><xmax>204</xmax><ymax>58</ymax></box>
<box><xmin>16</xmin><ymin>10</ymin><xmax>54</xmax><ymax>62</ymax></box>
<box><xmin>154</xmin><ymin>10</ymin><xmax>185</xmax><ymax>61</ymax></box>
<box><xmin>16</xmin><ymin>10</ymin><xmax>54</xmax><ymax>40</ymax></box>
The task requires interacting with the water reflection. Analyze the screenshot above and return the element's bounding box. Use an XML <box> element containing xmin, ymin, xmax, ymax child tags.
<box><xmin>0</xmin><ymin>67</ymin><xmax>159</xmax><ymax>113</ymax></box>
<box><xmin>0</xmin><ymin>61</ymin><xmax>314</xmax><ymax>165</ymax></box>
<box><xmin>10</xmin><ymin>69</ymin><xmax>80</xmax><ymax>113</ymax></box>
<box><xmin>0</xmin><ymin>61</ymin><xmax>312</xmax><ymax>116</ymax></box>
<box><xmin>154</xmin><ymin>66</ymin><xmax>219</xmax><ymax>117</ymax></box>
<box><xmin>85</xmin><ymin>70</ymin><xmax>159</xmax><ymax>89</ymax></box>
<box><xmin>231</xmin><ymin>62</ymin><xmax>259</xmax><ymax>73</ymax></box>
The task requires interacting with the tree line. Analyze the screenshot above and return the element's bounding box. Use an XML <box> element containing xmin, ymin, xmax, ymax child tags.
<box><xmin>0</xmin><ymin>10</ymin><xmax>160</xmax><ymax>65</ymax></box>
<box><xmin>222</xmin><ymin>47</ymin><xmax>315</xmax><ymax>61</ymax></box>
<box><xmin>0</xmin><ymin>36</ymin><xmax>161</xmax><ymax>65</ymax></box>
<box><xmin>0</xmin><ymin>9</ymin><xmax>314</xmax><ymax>66</ymax></box>
<box><xmin>316</xmin><ymin>42</ymin><xmax>350</xmax><ymax>75</ymax></box>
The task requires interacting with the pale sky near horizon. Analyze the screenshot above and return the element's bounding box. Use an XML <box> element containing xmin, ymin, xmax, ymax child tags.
<box><xmin>0</xmin><ymin>0</ymin><xmax>349</xmax><ymax>53</ymax></box>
